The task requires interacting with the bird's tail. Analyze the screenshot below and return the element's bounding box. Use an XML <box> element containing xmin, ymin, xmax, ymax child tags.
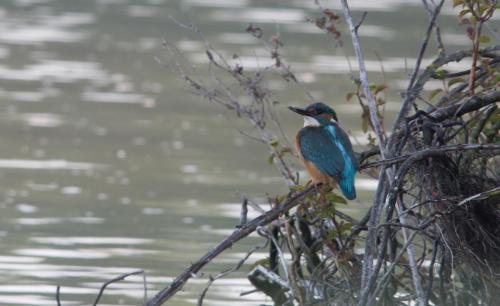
<box><xmin>339</xmin><ymin>177</ymin><xmax>356</xmax><ymax>200</ymax></box>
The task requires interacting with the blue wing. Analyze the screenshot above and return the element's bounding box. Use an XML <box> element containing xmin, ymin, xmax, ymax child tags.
<box><xmin>298</xmin><ymin>127</ymin><xmax>345</xmax><ymax>180</ymax></box>
<box><xmin>325</xmin><ymin>124</ymin><xmax>358</xmax><ymax>199</ymax></box>
<box><xmin>330</xmin><ymin>124</ymin><xmax>359</xmax><ymax>171</ymax></box>
<box><xmin>299</xmin><ymin>124</ymin><xmax>359</xmax><ymax>199</ymax></box>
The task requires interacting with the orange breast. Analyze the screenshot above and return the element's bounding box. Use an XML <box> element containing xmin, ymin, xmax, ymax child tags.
<box><xmin>295</xmin><ymin>133</ymin><xmax>337</xmax><ymax>187</ymax></box>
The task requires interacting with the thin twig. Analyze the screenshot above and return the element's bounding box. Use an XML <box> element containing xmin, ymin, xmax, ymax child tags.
<box><xmin>340</xmin><ymin>0</ymin><xmax>387</xmax><ymax>154</ymax></box>
<box><xmin>93</xmin><ymin>270</ymin><xmax>145</xmax><ymax>306</ymax></box>
<box><xmin>360</xmin><ymin>143</ymin><xmax>500</xmax><ymax>170</ymax></box>
<box><xmin>392</xmin><ymin>44</ymin><xmax>499</xmax><ymax>133</ymax></box>
<box><xmin>197</xmin><ymin>243</ymin><xmax>267</xmax><ymax>306</ymax></box>
<box><xmin>430</xmin><ymin>89</ymin><xmax>500</xmax><ymax>121</ymax></box>
<box><xmin>392</xmin><ymin>0</ymin><xmax>445</xmax><ymax>132</ymax></box>
<box><xmin>372</xmin><ymin>230</ymin><xmax>420</xmax><ymax>299</ymax></box>
<box><xmin>56</xmin><ymin>285</ymin><xmax>61</xmax><ymax>306</ymax></box>
<box><xmin>239</xmin><ymin>198</ymin><xmax>248</xmax><ymax>226</ymax></box>
<box><xmin>354</xmin><ymin>12</ymin><xmax>368</xmax><ymax>32</ymax></box>
<box><xmin>454</xmin><ymin>186</ymin><xmax>500</xmax><ymax>209</ymax></box>
<box><xmin>425</xmin><ymin>239</ymin><xmax>440</xmax><ymax>306</ymax></box>
<box><xmin>422</xmin><ymin>0</ymin><xmax>445</xmax><ymax>53</ymax></box>
<box><xmin>471</xmin><ymin>104</ymin><xmax>498</xmax><ymax>142</ymax></box>
<box><xmin>146</xmin><ymin>185</ymin><xmax>318</xmax><ymax>306</ymax></box>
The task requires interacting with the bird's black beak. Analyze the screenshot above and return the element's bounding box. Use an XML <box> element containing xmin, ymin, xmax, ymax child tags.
<box><xmin>288</xmin><ymin>106</ymin><xmax>309</xmax><ymax>116</ymax></box>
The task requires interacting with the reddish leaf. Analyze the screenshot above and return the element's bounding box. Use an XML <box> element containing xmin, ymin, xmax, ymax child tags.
<box><xmin>323</xmin><ymin>9</ymin><xmax>340</xmax><ymax>20</ymax></box>
<box><xmin>466</xmin><ymin>26</ymin><xmax>476</xmax><ymax>40</ymax></box>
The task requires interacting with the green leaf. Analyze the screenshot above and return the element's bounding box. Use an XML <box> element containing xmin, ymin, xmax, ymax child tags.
<box><xmin>374</xmin><ymin>84</ymin><xmax>388</xmax><ymax>95</ymax></box>
<box><xmin>269</xmin><ymin>139</ymin><xmax>279</xmax><ymax>147</ymax></box>
<box><xmin>453</xmin><ymin>0</ymin><xmax>464</xmax><ymax>7</ymax></box>
<box><xmin>320</xmin><ymin>202</ymin><xmax>336</xmax><ymax>218</ymax></box>
<box><xmin>448</xmin><ymin>77</ymin><xmax>465</xmax><ymax>87</ymax></box>
<box><xmin>249</xmin><ymin>258</ymin><xmax>270</xmax><ymax>270</ymax></box>
<box><xmin>326</xmin><ymin>193</ymin><xmax>347</xmax><ymax>204</ymax></box>
<box><xmin>483</xmin><ymin>128</ymin><xmax>495</xmax><ymax>138</ymax></box>
<box><xmin>489</xmin><ymin>109</ymin><xmax>500</xmax><ymax>121</ymax></box>
<box><xmin>478</xmin><ymin>4</ymin><xmax>489</xmax><ymax>16</ymax></box>
<box><xmin>280</xmin><ymin>147</ymin><xmax>292</xmax><ymax>156</ymax></box>
<box><xmin>338</xmin><ymin>222</ymin><xmax>353</xmax><ymax>233</ymax></box>
<box><xmin>275</xmin><ymin>194</ymin><xmax>286</xmax><ymax>204</ymax></box>
<box><xmin>267</xmin><ymin>153</ymin><xmax>275</xmax><ymax>164</ymax></box>
<box><xmin>458</xmin><ymin>9</ymin><xmax>471</xmax><ymax>18</ymax></box>
<box><xmin>367</xmin><ymin>133</ymin><xmax>376</xmax><ymax>146</ymax></box>
<box><xmin>435</xmin><ymin>69</ymin><xmax>447</xmax><ymax>77</ymax></box>
<box><xmin>362</xmin><ymin>115</ymin><xmax>369</xmax><ymax>133</ymax></box>
<box><xmin>326</xmin><ymin>229</ymin><xmax>337</xmax><ymax>240</ymax></box>
<box><xmin>289</xmin><ymin>184</ymin><xmax>306</xmax><ymax>191</ymax></box>
<box><xmin>428</xmin><ymin>88</ymin><xmax>443</xmax><ymax>100</ymax></box>
<box><xmin>478</xmin><ymin>35</ymin><xmax>491</xmax><ymax>44</ymax></box>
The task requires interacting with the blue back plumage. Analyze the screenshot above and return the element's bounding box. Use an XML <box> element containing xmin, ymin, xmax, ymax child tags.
<box><xmin>298</xmin><ymin>119</ymin><xmax>359</xmax><ymax>200</ymax></box>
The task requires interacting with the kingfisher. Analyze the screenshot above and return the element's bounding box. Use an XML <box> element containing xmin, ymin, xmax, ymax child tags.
<box><xmin>289</xmin><ymin>102</ymin><xmax>359</xmax><ymax>200</ymax></box>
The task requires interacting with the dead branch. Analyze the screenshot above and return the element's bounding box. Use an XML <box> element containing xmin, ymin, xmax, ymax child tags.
<box><xmin>93</xmin><ymin>270</ymin><xmax>146</xmax><ymax>306</ymax></box>
<box><xmin>430</xmin><ymin>89</ymin><xmax>500</xmax><ymax>121</ymax></box>
<box><xmin>146</xmin><ymin>185</ymin><xmax>317</xmax><ymax>306</ymax></box>
<box><xmin>396</xmin><ymin>0</ymin><xmax>445</xmax><ymax>127</ymax></box>
<box><xmin>56</xmin><ymin>285</ymin><xmax>61</xmax><ymax>306</ymax></box>
<box><xmin>197</xmin><ymin>242</ymin><xmax>267</xmax><ymax>306</ymax></box>
<box><xmin>340</xmin><ymin>0</ymin><xmax>387</xmax><ymax>155</ymax></box>
<box><xmin>360</xmin><ymin>143</ymin><xmax>500</xmax><ymax>170</ymax></box>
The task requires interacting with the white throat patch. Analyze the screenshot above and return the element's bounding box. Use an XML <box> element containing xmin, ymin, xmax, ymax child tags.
<box><xmin>303</xmin><ymin>116</ymin><xmax>321</xmax><ymax>127</ymax></box>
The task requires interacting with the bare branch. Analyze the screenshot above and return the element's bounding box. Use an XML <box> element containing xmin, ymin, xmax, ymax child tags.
<box><xmin>454</xmin><ymin>186</ymin><xmax>500</xmax><ymax>209</ymax></box>
<box><xmin>197</xmin><ymin>243</ymin><xmax>267</xmax><ymax>306</ymax></box>
<box><xmin>340</xmin><ymin>0</ymin><xmax>387</xmax><ymax>155</ymax></box>
<box><xmin>93</xmin><ymin>270</ymin><xmax>145</xmax><ymax>306</ymax></box>
<box><xmin>354</xmin><ymin>12</ymin><xmax>368</xmax><ymax>32</ymax></box>
<box><xmin>56</xmin><ymin>286</ymin><xmax>61</xmax><ymax>306</ymax></box>
<box><xmin>360</xmin><ymin>143</ymin><xmax>500</xmax><ymax>170</ymax></box>
<box><xmin>430</xmin><ymin>89</ymin><xmax>500</xmax><ymax>121</ymax></box>
<box><xmin>146</xmin><ymin>185</ymin><xmax>318</xmax><ymax>306</ymax></box>
<box><xmin>392</xmin><ymin>0</ymin><xmax>444</xmax><ymax>133</ymax></box>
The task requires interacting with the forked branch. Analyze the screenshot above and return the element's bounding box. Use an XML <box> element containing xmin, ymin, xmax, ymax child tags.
<box><xmin>146</xmin><ymin>185</ymin><xmax>317</xmax><ymax>306</ymax></box>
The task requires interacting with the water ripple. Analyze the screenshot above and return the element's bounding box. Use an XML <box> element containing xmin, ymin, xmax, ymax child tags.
<box><xmin>0</xmin><ymin>159</ymin><xmax>106</xmax><ymax>170</ymax></box>
<box><xmin>31</xmin><ymin>236</ymin><xmax>154</xmax><ymax>246</ymax></box>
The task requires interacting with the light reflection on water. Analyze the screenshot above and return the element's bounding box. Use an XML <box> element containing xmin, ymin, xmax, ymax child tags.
<box><xmin>16</xmin><ymin>217</ymin><xmax>105</xmax><ymax>225</ymax></box>
<box><xmin>0</xmin><ymin>159</ymin><xmax>105</xmax><ymax>170</ymax></box>
<box><xmin>188</xmin><ymin>52</ymin><xmax>472</xmax><ymax>75</ymax></box>
<box><xmin>0</xmin><ymin>0</ymin><xmax>485</xmax><ymax>305</ymax></box>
